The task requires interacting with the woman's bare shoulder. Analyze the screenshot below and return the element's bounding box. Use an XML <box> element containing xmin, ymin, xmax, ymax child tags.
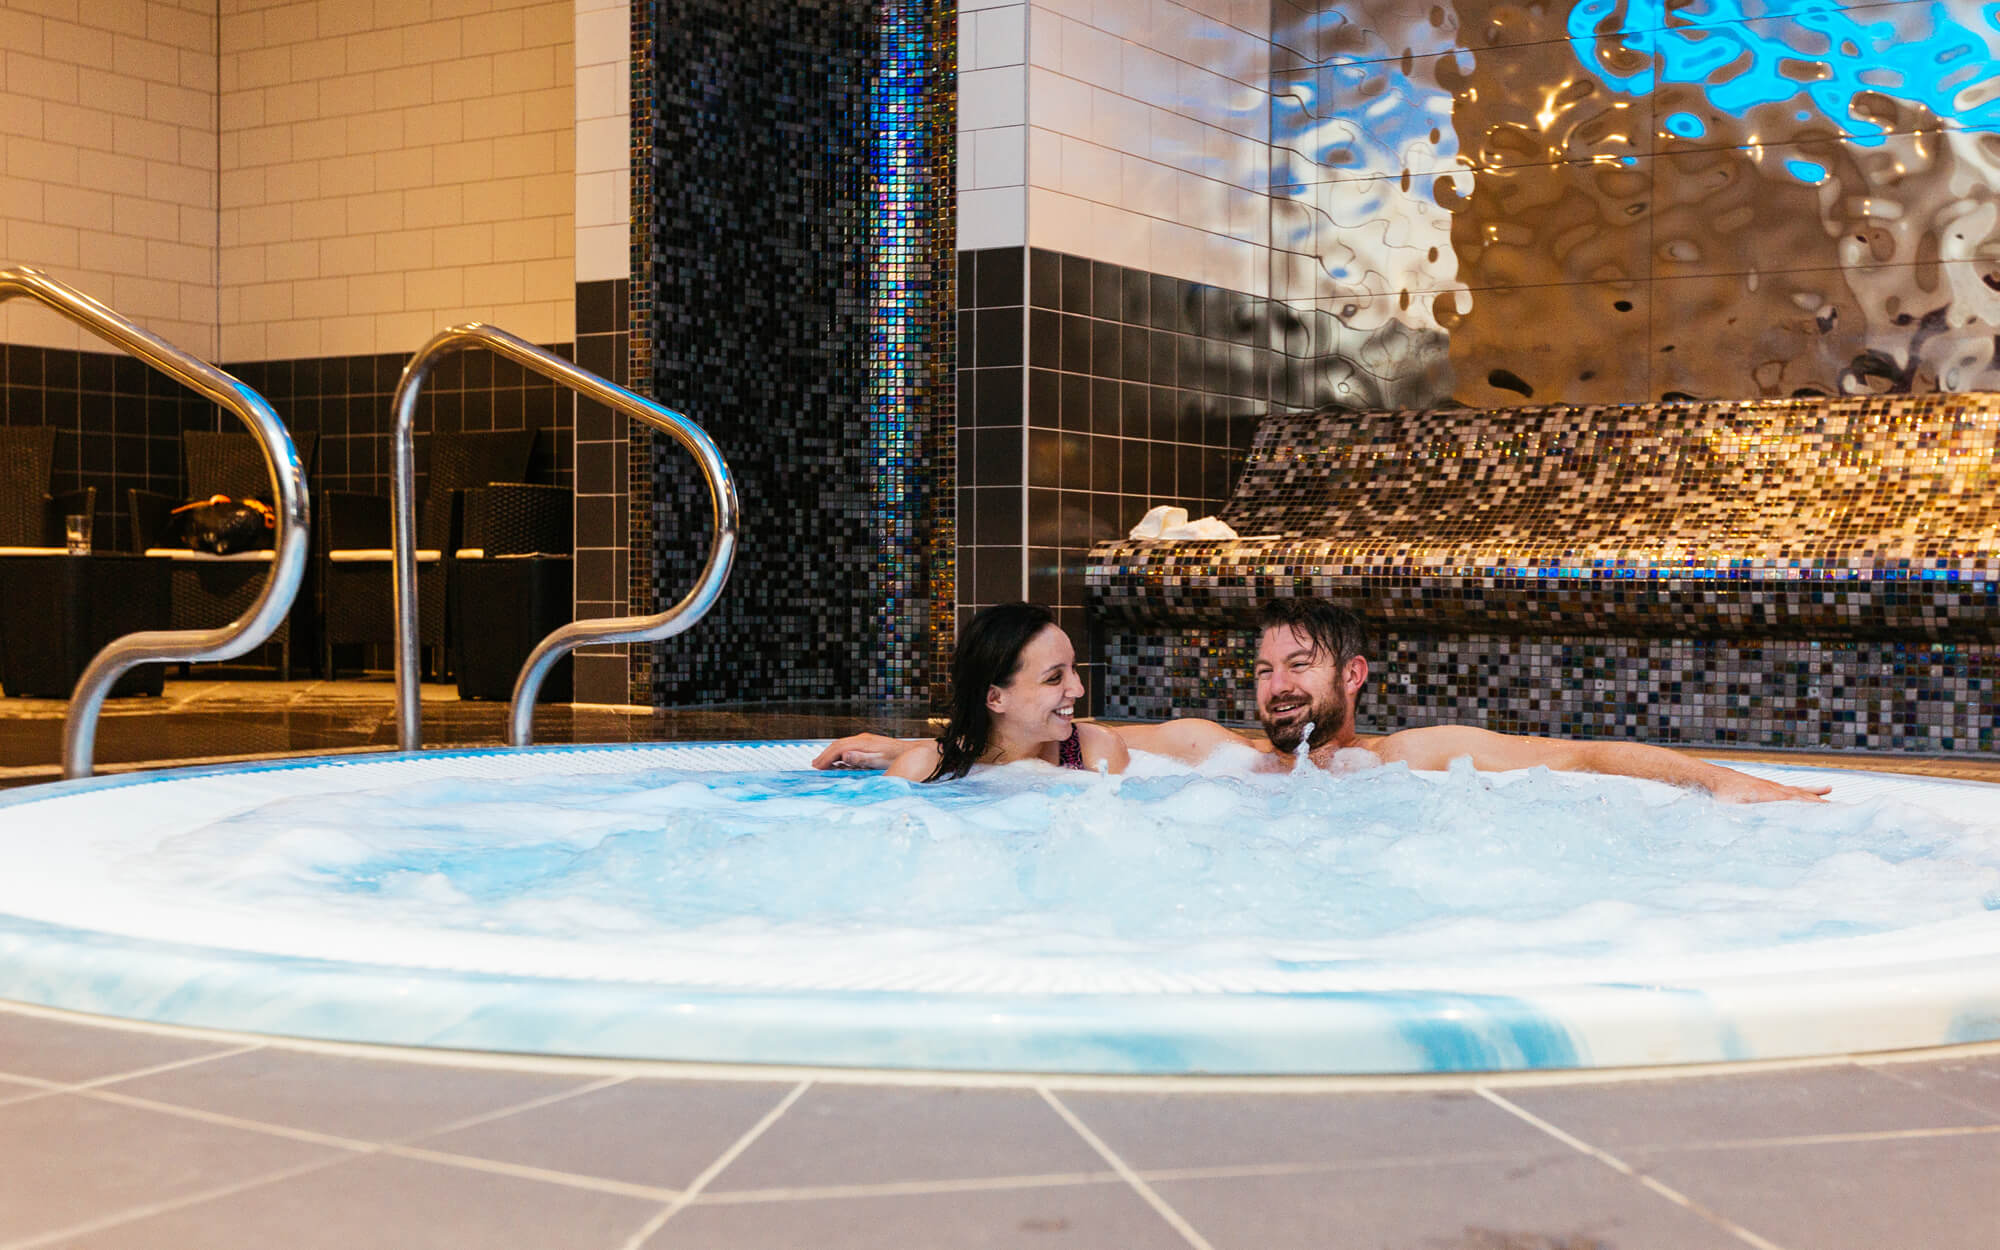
<box><xmin>884</xmin><ymin>740</ymin><xmax>942</xmax><ymax>782</ymax></box>
<box><xmin>1076</xmin><ymin>721</ymin><xmax>1131</xmax><ymax>771</ymax></box>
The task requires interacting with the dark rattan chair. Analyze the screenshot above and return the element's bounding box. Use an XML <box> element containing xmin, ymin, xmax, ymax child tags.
<box><xmin>0</xmin><ymin>426</ymin><xmax>145</xmax><ymax>699</ymax></box>
<box><xmin>129</xmin><ymin>429</ymin><xmax>318</xmax><ymax>680</ymax></box>
<box><xmin>450</xmin><ymin>482</ymin><xmax>574</xmax><ymax>700</ymax></box>
<box><xmin>321</xmin><ymin>429</ymin><xmax>539</xmax><ymax>680</ymax></box>
<box><xmin>0</xmin><ymin>426</ymin><xmax>95</xmax><ymax>550</ymax></box>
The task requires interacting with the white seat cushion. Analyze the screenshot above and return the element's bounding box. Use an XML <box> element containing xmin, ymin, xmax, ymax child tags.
<box><xmin>143</xmin><ymin>548</ymin><xmax>277</xmax><ymax>562</ymax></box>
<box><xmin>328</xmin><ymin>549</ymin><xmax>442</xmax><ymax>563</ymax></box>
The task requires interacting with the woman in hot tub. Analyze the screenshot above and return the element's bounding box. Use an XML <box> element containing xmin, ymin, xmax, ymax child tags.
<box><xmin>889</xmin><ymin>602</ymin><xmax>1128</xmax><ymax>783</ymax></box>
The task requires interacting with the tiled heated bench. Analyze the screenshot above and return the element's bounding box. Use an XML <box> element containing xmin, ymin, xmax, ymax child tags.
<box><xmin>1086</xmin><ymin>396</ymin><xmax>2000</xmax><ymax>752</ymax></box>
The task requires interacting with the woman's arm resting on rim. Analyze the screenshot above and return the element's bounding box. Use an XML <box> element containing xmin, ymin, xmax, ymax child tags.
<box><xmin>812</xmin><ymin>733</ymin><xmax>926</xmax><ymax>770</ymax></box>
<box><xmin>1368</xmin><ymin>726</ymin><xmax>1831</xmax><ymax>803</ymax></box>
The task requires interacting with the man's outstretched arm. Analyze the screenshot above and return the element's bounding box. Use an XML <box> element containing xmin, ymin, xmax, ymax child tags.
<box><xmin>1361</xmin><ymin>725</ymin><xmax>1830</xmax><ymax>803</ymax></box>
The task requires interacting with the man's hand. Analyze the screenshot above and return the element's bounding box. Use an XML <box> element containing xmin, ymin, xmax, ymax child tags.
<box><xmin>1701</xmin><ymin>770</ymin><xmax>1832</xmax><ymax>804</ymax></box>
<box><xmin>811</xmin><ymin>733</ymin><xmax>920</xmax><ymax>770</ymax></box>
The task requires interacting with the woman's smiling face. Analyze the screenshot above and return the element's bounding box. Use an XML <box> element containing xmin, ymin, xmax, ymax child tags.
<box><xmin>987</xmin><ymin>623</ymin><xmax>1084</xmax><ymax>746</ymax></box>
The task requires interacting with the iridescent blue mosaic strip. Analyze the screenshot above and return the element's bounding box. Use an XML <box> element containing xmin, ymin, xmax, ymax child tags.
<box><xmin>631</xmin><ymin>0</ymin><xmax>953</xmax><ymax>705</ymax></box>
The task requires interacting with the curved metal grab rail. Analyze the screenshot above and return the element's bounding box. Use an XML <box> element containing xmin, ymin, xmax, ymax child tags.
<box><xmin>0</xmin><ymin>266</ymin><xmax>310</xmax><ymax>779</ymax></box>
<box><xmin>389</xmin><ymin>323</ymin><xmax>739</xmax><ymax>749</ymax></box>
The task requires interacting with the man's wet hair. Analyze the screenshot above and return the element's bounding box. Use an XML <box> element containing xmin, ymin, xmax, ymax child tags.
<box><xmin>1258</xmin><ymin>598</ymin><xmax>1370</xmax><ymax>668</ymax></box>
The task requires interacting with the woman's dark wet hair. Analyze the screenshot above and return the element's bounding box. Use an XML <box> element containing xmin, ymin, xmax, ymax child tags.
<box><xmin>930</xmin><ymin>602</ymin><xmax>1058</xmax><ymax>782</ymax></box>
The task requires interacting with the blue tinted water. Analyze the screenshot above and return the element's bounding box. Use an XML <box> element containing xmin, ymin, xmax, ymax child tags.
<box><xmin>135</xmin><ymin>753</ymin><xmax>2000</xmax><ymax>982</ymax></box>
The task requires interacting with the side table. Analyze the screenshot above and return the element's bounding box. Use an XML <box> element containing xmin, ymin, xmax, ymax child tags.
<box><xmin>0</xmin><ymin>551</ymin><xmax>170</xmax><ymax>698</ymax></box>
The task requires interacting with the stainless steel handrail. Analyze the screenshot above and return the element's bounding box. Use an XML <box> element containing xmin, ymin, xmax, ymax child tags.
<box><xmin>389</xmin><ymin>323</ymin><xmax>739</xmax><ymax>749</ymax></box>
<box><xmin>0</xmin><ymin>266</ymin><xmax>310</xmax><ymax>779</ymax></box>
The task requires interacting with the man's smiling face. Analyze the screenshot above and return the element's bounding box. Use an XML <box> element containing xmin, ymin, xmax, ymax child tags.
<box><xmin>1253</xmin><ymin>623</ymin><xmax>1359</xmax><ymax>752</ymax></box>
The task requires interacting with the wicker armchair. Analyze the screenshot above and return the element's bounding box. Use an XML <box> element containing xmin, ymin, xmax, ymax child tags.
<box><xmin>0</xmin><ymin>425</ymin><xmax>135</xmax><ymax>699</ymax></box>
<box><xmin>0</xmin><ymin>426</ymin><xmax>95</xmax><ymax>550</ymax></box>
<box><xmin>321</xmin><ymin>429</ymin><xmax>538</xmax><ymax>680</ymax></box>
<box><xmin>129</xmin><ymin>430</ymin><xmax>318</xmax><ymax>680</ymax></box>
<box><xmin>450</xmin><ymin>482</ymin><xmax>574</xmax><ymax>700</ymax></box>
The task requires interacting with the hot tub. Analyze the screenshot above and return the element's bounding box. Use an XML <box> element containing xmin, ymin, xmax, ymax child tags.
<box><xmin>0</xmin><ymin>741</ymin><xmax>1995</xmax><ymax>1074</ymax></box>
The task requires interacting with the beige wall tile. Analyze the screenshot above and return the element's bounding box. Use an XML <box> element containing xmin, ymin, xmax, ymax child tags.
<box><xmin>374</xmin><ymin>226</ymin><xmax>433</xmax><ymax>270</ymax></box>
<box><xmin>434</xmin><ymin>220</ymin><xmax>493</xmax><ymax>263</ymax></box>
<box><xmin>6</xmin><ymin>0</ymin><xmax>576</xmax><ymax>357</ymax></box>
<box><xmin>114</xmin><ymin>195</ymin><xmax>182</xmax><ymax>241</ymax></box>
<box><xmin>403</xmin><ymin>266</ymin><xmax>464</xmax><ymax>308</ymax></box>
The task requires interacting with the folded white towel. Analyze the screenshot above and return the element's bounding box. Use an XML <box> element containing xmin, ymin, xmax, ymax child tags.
<box><xmin>1159</xmin><ymin>516</ymin><xmax>1238</xmax><ymax>539</ymax></box>
<box><xmin>1128</xmin><ymin>505</ymin><xmax>1189</xmax><ymax>538</ymax></box>
<box><xmin>1128</xmin><ymin>506</ymin><xmax>1237</xmax><ymax>540</ymax></box>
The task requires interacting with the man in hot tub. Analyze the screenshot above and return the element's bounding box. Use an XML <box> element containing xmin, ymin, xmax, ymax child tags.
<box><xmin>813</xmin><ymin>598</ymin><xmax>1829</xmax><ymax>804</ymax></box>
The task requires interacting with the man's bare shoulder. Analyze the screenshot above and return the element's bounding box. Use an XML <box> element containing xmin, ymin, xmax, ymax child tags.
<box><xmin>1112</xmin><ymin>717</ymin><xmax>1256</xmax><ymax>763</ymax></box>
<box><xmin>1367</xmin><ymin>724</ymin><xmax>1512</xmax><ymax>770</ymax></box>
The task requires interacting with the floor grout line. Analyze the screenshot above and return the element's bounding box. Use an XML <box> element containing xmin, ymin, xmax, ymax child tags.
<box><xmin>0</xmin><ymin>1042</ymin><xmax>268</xmax><ymax>1111</ymax></box>
<box><xmin>1857</xmin><ymin>1059</ymin><xmax>2000</xmax><ymax>1123</ymax></box>
<box><xmin>612</xmin><ymin>1078</ymin><xmax>813</xmax><ymax>1250</ymax></box>
<box><xmin>696</xmin><ymin>1169</ymin><xmax>1126</xmax><ymax>1205</ymax></box>
<box><xmin>1038</xmin><ymin>1086</ymin><xmax>1219</xmax><ymax>1250</ymax></box>
<box><xmin>382</xmin><ymin>1142</ymin><xmax>685</xmax><ymax>1204</ymax></box>
<box><xmin>0</xmin><ymin>1151</ymin><xmax>370</xmax><ymax>1250</ymax></box>
<box><xmin>1475</xmin><ymin>1086</ymin><xmax>1791</xmax><ymax>1250</ymax></box>
<box><xmin>79</xmin><ymin>1086</ymin><xmax>388</xmax><ymax>1153</ymax></box>
<box><xmin>1624</xmin><ymin>1122</ymin><xmax>2000</xmax><ymax>1154</ymax></box>
<box><xmin>401</xmin><ymin>1073</ymin><xmax>632</xmax><ymax>1141</ymax></box>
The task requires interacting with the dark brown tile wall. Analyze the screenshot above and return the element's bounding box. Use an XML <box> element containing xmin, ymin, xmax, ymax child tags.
<box><xmin>1</xmin><ymin>345</ymin><xmax>205</xmax><ymax>551</ymax></box>
<box><xmin>571</xmin><ymin>277</ymin><xmax>631</xmax><ymax>705</ymax></box>
<box><xmin>957</xmin><ymin>245</ymin><xmax>1271</xmax><ymax>707</ymax></box>
<box><xmin>1</xmin><ymin>343</ymin><xmax>573</xmax><ymax>557</ymax></box>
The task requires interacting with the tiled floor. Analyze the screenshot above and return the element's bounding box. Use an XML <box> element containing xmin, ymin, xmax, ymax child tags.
<box><xmin>4</xmin><ymin>679</ymin><xmax>2000</xmax><ymax>1248</ymax></box>
<box><xmin>0</xmin><ymin>1003</ymin><xmax>1996</xmax><ymax>1250</ymax></box>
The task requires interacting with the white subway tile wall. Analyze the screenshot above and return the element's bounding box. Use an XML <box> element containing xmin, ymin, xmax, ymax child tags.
<box><xmin>218</xmin><ymin>0</ymin><xmax>576</xmax><ymax>360</ymax></box>
<box><xmin>0</xmin><ymin>0</ymin><xmax>219</xmax><ymax>355</ymax></box>
<box><xmin>962</xmin><ymin>0</ymin><xmax>1271</xmax><ymax>294</ymax></box>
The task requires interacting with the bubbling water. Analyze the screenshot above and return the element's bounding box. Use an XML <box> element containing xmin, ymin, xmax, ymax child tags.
<box><xmin>122</xmin><ymin>751</ymin><xmax>2000</xmax><ymax>989</ymax></box>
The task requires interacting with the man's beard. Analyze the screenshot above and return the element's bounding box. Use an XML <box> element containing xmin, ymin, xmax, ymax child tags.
<box><xmin>1262</xmin><ymin>696</ymin><xmax>1347</xmax><ymax>753</ymax></box>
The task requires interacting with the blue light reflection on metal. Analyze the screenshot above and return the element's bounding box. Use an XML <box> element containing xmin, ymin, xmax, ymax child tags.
<box><xmin>1570</xmin><ymin>0</ymin><xmax>2000</xmax><ymax>180</ymax></box>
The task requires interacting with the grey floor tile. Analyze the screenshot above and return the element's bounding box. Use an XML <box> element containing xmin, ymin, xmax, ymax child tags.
<box><xmin>1865</xmin><ymin>1053</ymin><xmax>2000</xmax><ymax>1118</ymax></box>
<box><xmin>649</xmin><ymin>1182</ymin><xmax>1186</xmax><ymax>1250</ymax></box>
<box><xmin>101</xmin><ymin>1046</ymin><xmax>597</xmax><ymax>1142</ymax></box>
<box><xmin>0</xmin><ymin>1010</ymin><xmax>241</xmax><ymax>1084</ymax></box>
<box><xmin>1152</xmin><ymin>1154</ymin><xmax>1751</xmax><ymax>1250</ymax></box>
<box><xmin>49</xmin><ymin>1150</ymin><xmax>662</xmax><ymax>1250</ymax></box>
<box><xmin>416</xmin><ymin>1078</ymin><xmax>797</xmax><ymax>1190</ymax></box>
<box><xmin>0</xmin><ymin>1092</ymin><xmax>343</xmax><ymax>1243</ymax></box>
<box><xmin>1503</xmin><ymin>1065</ymin><xmax>1998</xmax><ymax>1150</ymax></box>
<box><xmin>1635</xmin><ymin>1132</ymin><xmax>2000</xmax><ymax>1250</ymax></box>
<box><xmin>708</xmin><ymin>1085</ymin><xmax>1107</xmax><ymax>1191</ymax></box>
<box><xmin>1057</xmin><ymin>1089</ymin><xmax>1551</xmax><ymax>1171</ymax></box>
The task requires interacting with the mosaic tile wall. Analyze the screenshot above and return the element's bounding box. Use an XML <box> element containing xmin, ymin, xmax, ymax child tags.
<box><xmin>1271</xmin><ymin>0</ymin><xmax>2000</xmax><ymax>408</ymax></box>
<box><xmin>1089</xmin><ymin>393</ymin><xmax>2000</xmax><ymax>752</ymax></box>
<box><xmin>632</xmin><ymin>0</ymin><xmax>955</xmax><ymax>706</ymax></box>
<box><xmin>1</xmin><ymin>344</ymin><xmax>572</xmax><ymax>554</ymax></box>
<box><xmin>1105</xmin><ymin>626</ymin><xmax>1998</xmax><ymax>754</ymax></box>
<box><xmin>957</xmin><ymin>246</ymin><xmax>1275</xmax><ymax>703</ymax></box>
